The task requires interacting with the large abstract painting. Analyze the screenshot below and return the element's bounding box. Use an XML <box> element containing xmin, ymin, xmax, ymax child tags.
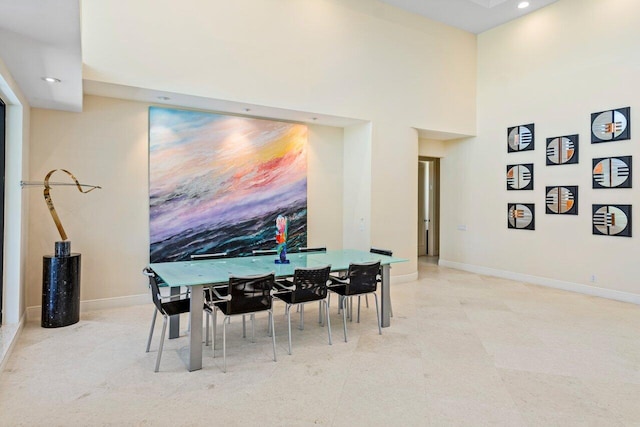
<box><xmin>149</xmin><ymin>107</ymin><xmax>308</xmax><ymax>262</ymax></box>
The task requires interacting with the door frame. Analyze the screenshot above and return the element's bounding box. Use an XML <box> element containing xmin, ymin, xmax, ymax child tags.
<box><xmin>0</xmin><ymin>97</ymin><xmax>5</xmax><ymax>324</ymax></box>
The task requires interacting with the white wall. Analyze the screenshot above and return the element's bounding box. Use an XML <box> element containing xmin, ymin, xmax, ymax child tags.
<box><xmin>0</xmin><ymin>56</ymin><xmax>30</xmax><ymax>324</ymax></box>
<box><xmin>81</xmin><ymin>0</ymin><xmax>478</xmax><ymax>276</ymax></box>
<box><xmin>440</xmin><ymin>0</ymin><xmax>640</xmax><ymax>299</ymax></box>
<box><xmin>26</xmin><ymin>95</ymin><xmax>344</xmax><ymax>307</ymax></box>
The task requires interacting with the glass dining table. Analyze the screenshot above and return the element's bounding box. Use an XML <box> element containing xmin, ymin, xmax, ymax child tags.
<box><xmin>149</xmin><ymin>249</ymin><xmax>407</xmax><ymax>371</ymax></box>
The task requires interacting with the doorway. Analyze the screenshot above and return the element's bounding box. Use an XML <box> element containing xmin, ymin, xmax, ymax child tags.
<box><xmin>418</xmin><ymin>157</ymin><xmax>439</xmax><ymax>260</ymax></box>
<box><xmin>0</xmin><ymin>97</ymin><xmax>5</xmax><ymax>325</ymax></box>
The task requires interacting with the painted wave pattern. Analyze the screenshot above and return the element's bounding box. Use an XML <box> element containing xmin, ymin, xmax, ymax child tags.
<box><xmin>149</xmin><ymin>107</ymin><xmax>308</xmax><ymax>262</ymax></box>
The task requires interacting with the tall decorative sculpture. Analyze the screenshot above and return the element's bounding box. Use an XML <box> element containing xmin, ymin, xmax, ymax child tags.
<box><xmin>23</xmin><ymin>169</ymin><xmax>101</xmax><ymax>328</ymax></box>
<box><xmin>275</xmin><ymin>215</ymin><xmax>289</xmax><ymax>264</ymax></box>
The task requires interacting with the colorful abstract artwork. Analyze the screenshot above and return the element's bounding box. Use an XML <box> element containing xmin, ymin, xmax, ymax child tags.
<box><xmin>149</xmin><ymin>107</ymin><xmax>308</xmax><ymax>262</ymax></box>
<box><xmin>592</xmin><ymin>156</ymin><xmax>632</xmax><ymax>189</ymax></box>
<box><xmin>545</xmin><ymin>186</ymin><xmax>578</xmax><ymax>215</ymax></box>
<box><xmin>507</xmin><ymin>163</ymin><xmax>534</xmax><ymax>190</ymax></box>
<box><xmin>591</xmin><ymin>107</ymin><xmax>630</xmax><ymax>143</ymax></box>
<box><xmin>546</xmin><ymin>134</ymin><xmax>579</xmax><ymax>165</ymax></box>
<box><xmin>508</xmin><ymin>203</ymin><xmax>535</xmax><ymax>230</ymax></box>
<box><xmin>507</xmin><ymin>123</ymin><xmax>535</xmax><ymax>153</ymax></box>
<box><xmin>592</xmin><ymin>205</ymin><xmax>632</xmax><ymax>237</ymax></box>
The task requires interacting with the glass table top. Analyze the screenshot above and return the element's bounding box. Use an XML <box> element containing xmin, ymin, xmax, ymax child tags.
<box><xmin>149</xmin><ymin>249</ymin><xmax>407</xmax><ymax>287</ymax></box>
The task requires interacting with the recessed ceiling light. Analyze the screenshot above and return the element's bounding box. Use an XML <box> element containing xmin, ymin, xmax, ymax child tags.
<box><xmin>517</xmin><ymin>1</ymin><xmax>530</xmax><ymax>9</ymax></box>
<box><xmin>244</xmin><ymin>108</ymin><xmax>251</xmax><ymax>112</ymax></box>
<box><xmin>157</xmin><ymin>96</ymin><xmax>170</xmax><ymax>101</ymax></box>
<box><xmin>42</xmin><ymin>77</ymin><xmax>61</xmax><ymax>83</ymax></box>
<box><xmin>311</xmin><ymin>117</ymin><xmax>318</xmax><ymax>121</ymax></box>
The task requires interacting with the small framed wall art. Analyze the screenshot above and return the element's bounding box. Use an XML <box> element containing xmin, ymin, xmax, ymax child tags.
<box><xmin>508</xmin><ymin>123</ymin><xmax>535</xmax><ymax>153</ymax></box>
<box><xmin>507</xmin><ymin>163</ymin><xmax>534</xmax><ymax>190</ymax></box>
<box><xmin>546</xmin><ymin>134</ymin><xmax>579</xmax><ymax>165</ymax></box>
<box><xmin>508</xmin><ymin>203</ymin><xmax>535</xmax><ymax>230</ymax></box>
<box><xmin>592</xmin><ymin>204</ymin><xmax>632</xmax><ymax>237</ymax></box>
<box><xmin>592</xmin><ymin>156</ymin><xmax>632</xmax><ymax>189</ymax></box>
<box><xmin>591</xmin><ymin>107</ymin><xmax>630</xmax><ymax>143</ymax></box>
<box><xmin>545</xmin><ymin>186</ymin><xmax>578</xmax><ymax>215</ymax></box>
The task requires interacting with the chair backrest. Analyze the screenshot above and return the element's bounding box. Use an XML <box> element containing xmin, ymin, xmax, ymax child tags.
<box><xmin>142</xmin><ymin>267</ymin><xmax>164</xmax><ymax>312</ymax></box>
<box><xmin>190</xmin><ymin>252</ymin><xmax>228</xmax><ymax>260</ymax></box>
<box><xmin>299</xmin><ymin>246</ymin><xmax>327</xmax><ymax>253</ymax></box>
<box><xmin>224</xmin><ymin>273</ymin><xmax>275</xmax><ymax>315</ymax></box>
<box><xmin>290</xmin><ymin>265</ymin><xmax>331</xmax><ymax>303</ymax></box>
<box><xmin>252</xmin><ymin>249</ymin><xmax>277</xmax><ymax>256</ymax></box>
<box><xmin>370</xmin><ymin>247</ymin><xmax>393</xmax><ymax>257</ymax></box>
<box><xmin>346</xmin><ymin>261</ymin><xmax>381</xmax><ymax>295</ymax></box>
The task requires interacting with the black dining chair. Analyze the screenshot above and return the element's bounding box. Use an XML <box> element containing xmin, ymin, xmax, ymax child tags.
<box><xmin>329</xmin><ymin>261</ymin><xmax>382</xmax><ymax>342</ymax></box>
<box><xmin>358</xmin><ymin>248</ymin><xmax>394</xmax><ymax>319</ymax></box>
<box><xmin>142</xmin><ymin>267</ymin><xmax>212</xmax><ymax>372</ymax></box>
<box><xmin>208</xmin><ymin>272</ymin><xmax>277</xmax><ymax>373</ymax></box>
<box><xmin>297</xmin><ymin>246</ymin><xmax>326</xmax><ymax>320</ymax></box>
<box><xmin>274</xmin><ymin>265</ymin><xmax>332</xmax><ymax>354</ymax></box>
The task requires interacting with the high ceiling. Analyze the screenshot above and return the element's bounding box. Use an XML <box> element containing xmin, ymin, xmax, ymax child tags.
<box><xmin>380</xmin><ymin>0</ymin><xmax>558</xmax><ymax>34</ymax></box>
<box><xmin>0</xmin><ymin>0</ymin><xmax>558</xmax><ymax>117</ymax></box>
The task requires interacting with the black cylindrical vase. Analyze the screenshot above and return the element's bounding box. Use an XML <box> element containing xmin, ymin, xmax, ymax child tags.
<box><xmin>42</xmin><ymin>251</ymin><xmax>81</xmax><ymax>328</ymax></box>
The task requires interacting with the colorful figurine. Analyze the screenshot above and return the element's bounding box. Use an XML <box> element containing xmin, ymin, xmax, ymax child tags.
<box><xmin>275</xmin><ymin>215</ymin><xmax>289</xmax><ymax>264</ymax></box>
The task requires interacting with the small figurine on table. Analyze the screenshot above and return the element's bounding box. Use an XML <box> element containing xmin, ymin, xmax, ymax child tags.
<box><xmin>275</xmin><ymin>214</ymin><xmax>290</xmax><ymax>264</ymax></box>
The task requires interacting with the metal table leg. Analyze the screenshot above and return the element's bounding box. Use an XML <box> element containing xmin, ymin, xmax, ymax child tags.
<box><xmin>381</xmin><ymin>264</ymin><xmax>391</xmax><ymax>327</ymax></box>
<box><xmin>169</xmin><ymin>287</ymin><xmax>180</xmax><ymax>339</ymax></box>
<box><xmin>188</xmin><ymin>285</ymin><xmax>203</xmax><ymax>371</ymax></box>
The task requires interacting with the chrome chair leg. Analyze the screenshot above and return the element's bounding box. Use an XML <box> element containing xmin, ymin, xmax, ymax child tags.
<box><xmin>205</xmin><ymin>312</ymin><xmax>210</xmax><ymax>346</ymax></box>
<box><xmin>270</xmin><ymin>309</ymin><xmax>277</xmax><ymax>362</ymax></box>
<box><xmin>286</xmin><ymin>304</ymin><xmax>292</xmax><ymax>355</ymax></box>
<box><xmin>299</xmin><ymin>304</ymin><xmax>304</xmax><ymax>330</ymax></box>
<box><xmin>318</xmin><ymin>301</ymin><xmax>322</xmax><ymax>324</ymax></box>
<box><xmin>242</xmin><ymin>315</ymin><xmax>246</xmax><ymax>338</ymax></box>
<box><xmin>155</xmin><ymin>315</ymin><xmax>168</xmax><ymax>373</ymax></box>
<box><xmin>324</xmin><ymin>300</ymin><xmax>332</xmax><ymax>345</ymax></box>
<box><xmin>251</xmin><ymin>313</ymin><xmax>256</xmax><ymax>343</ymax></box>
<box><xmin>357</xmin><ymin>296</ymin><xmax>361</xmax><ymax>323</ymax></box>
<box><xmin>223</xmin><ymin>316</ymin><xmax>229</xmax><ymax>373</ymax></box>
<box><xmin>146</xmin><ymin>308</ymin><xmax>158</xmax><ymax>352</ymax></box>
<box><xmin>373</xmin><ymin>293</ymin><xmax>382</xmax><ymax>335</ymax></box>
<box><xmin>341</xmin><ymin>296</ymin><xmax>348</xmax><ymax>342</ymax></box>
<box><xmin>212</xmin><ymin>308</ymin><xmax>218</xmax><ymax>356</ymax></box>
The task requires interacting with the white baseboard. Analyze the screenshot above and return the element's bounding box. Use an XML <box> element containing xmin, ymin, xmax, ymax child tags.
<box><xmin>438</xmin><ymin>259</ymin><xmax>640</xmax><ymax>305</ymax></box>
<box><xmin>0</xmin><ymin>314</ymin><xmax>25</xmax><ymax>376</ymax></box>
<box><xmin>26</xmin><ymin>293</ymin><xmax>150</xmax><ymax>322</ymax></box>
<box><xmin>392</xmin><ymin>271</ymin><xmax>419</xmax><ymax>284</ymax></box>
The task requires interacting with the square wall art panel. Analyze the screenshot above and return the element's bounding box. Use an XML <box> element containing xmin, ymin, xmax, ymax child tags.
<box><xmin>592</xmin><ymin>205</ymin><xmax>632</xmax><ymax>237</ymax></box>
<box><xmin>149</xmin><ymin>107</ymin><xmax>308</xmax><ymax>262</ymax></box>
<box><xmin>545</xmin><ymin>186</ymin><xmax>578</xmax><ymax>215</ymax></box>
<box><xmin>508</xmin><ymin>123</ymin><xmax>535</xmax><ymax>153</ymax></box>
<box><xmin>508</xmin><ymin>203</ymin><xmax>535</xmax><ymax>230</ymax></box>
<box><xmin>592</xmin><ymin>156</ymin><xmax>632</xmax><ymax>189</ymax></box>
<box><xmin>506</xmin><ymin>163</ymin><xmax>534</xmax><ymax>190</ymax></box>
<box><xmin>591</xmin><ymin>107</ymin><xmax>630</xmax><ymax>143</ymax></box>
<box><xmin>546</xmin><ymin>134</ymin><xmax>579</xmax><ymax>165</ymax></box>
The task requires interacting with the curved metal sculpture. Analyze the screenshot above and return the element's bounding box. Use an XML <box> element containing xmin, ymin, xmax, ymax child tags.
<box><xmin>44</xmin><ymin>169</ymin><xmax>100</xmax><ymax>241</ymax></box>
